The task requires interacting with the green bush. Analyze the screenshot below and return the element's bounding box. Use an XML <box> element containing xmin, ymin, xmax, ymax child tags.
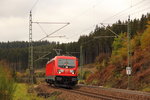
<box><xmin>96</xmin><ymin>60</ymin><xmax>108</xmax><ymax>71</ymax></box>
<box><xmin>0</xmin><ymin>65</ymin><xmax>16</xmax><ymax>100</ymax></box>
<box><xmin>142</xmin><ymin>87</ymin><xmax>150</xmax><ymax>92</ymax></box>
<box><xmin>91</xmin><ymin>79</ymin><xmax>99</xmax><ymax>85</ymax></box>
<box><xmin>82</xmin><ymin>70</ymin><xmax>92</xmax><ymax>80</ymax></box>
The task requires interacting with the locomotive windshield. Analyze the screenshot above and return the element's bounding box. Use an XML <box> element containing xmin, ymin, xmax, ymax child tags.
<box><xmin>58</xmin><ymin>59</ymin><xmax>75</xmax><ymax>68</ymax></box>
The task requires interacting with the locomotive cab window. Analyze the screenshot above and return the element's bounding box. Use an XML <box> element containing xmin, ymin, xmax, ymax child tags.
<box><xmin>58</xmin><ymin>59</ymin><xmax>75</xmax><ymax>68</ymax></box>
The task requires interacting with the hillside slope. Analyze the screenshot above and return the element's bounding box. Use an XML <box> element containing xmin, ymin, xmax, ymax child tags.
<box><xmin>86</xmin><ymin>22</ymin><xmax>150</xmax><ymax>92</ymax></box>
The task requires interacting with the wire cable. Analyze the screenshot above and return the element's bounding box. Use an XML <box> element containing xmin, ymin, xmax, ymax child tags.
<box><xmin>30</xmin><ymin>0</ymin><xmax>40</xmax><ymax>11</ymax></box>
<box><xmin>39</xmin><ymin>23</ymin><xmax>70</xmax><ymax>41</ymax></box>
<box><xmin>37</xmin><ymin>23</ymin><xmax>48</xmax><ymax>36</ymax></box>
<box><xmin>68</xmin><ymin>24</ymin><xmax>96</xmax><ymax>40</ymax></box>
<box><xmin>68</xmin><ymin>0</ymin><xmax>148</xmax><ymax>41</ymax></box>
<box><xmin>111</xmin><ymin>0</ymin><xmax>150</xmax><ymax>21</ymax></box>
<box><xmin>130</xmin><ymin>6</ymin><xmax>150</xmax><ymax>16</ymax></box>
<box><xmin>101</xmin><ymin>0</ymin><xmax>148</xmax><ymax>23</ymax></box>
<box><xmin>66</xmin><ymin>0</ymin><xmax>105</xmax><ymax>40</ymax></box>
<box><xmin>69</xmin><ymin>0</ymin><xmax>105</xmax><ymax>23</ymax></box>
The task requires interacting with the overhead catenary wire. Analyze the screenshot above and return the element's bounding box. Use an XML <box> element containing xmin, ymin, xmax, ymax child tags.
<box><xmin>34</xmin><ymin>51</ymin><xmax>51</xmax><ymax>62</ymax></box>
<box><xmin>33</xmin><ymin>22</ymin><xmax>70</xmax><ymax>24</ymax></box>
<box><xmin>111</xmin><ymin>5</ymin><xmax>150</xmax><ymax>22</ymax></box>
<box><xmin>94</xmin><ymin>36</ymin><xmax>116</xmax><ymax>39</ymax></box>
<box><xmin>30</xmin><ymin>0</ymin><xmax>150</xmax><ymax>43</ymax></box>
<box><xmin>36</xmin><ymin>23</ymin><xmax>66</xmax><ymax>38</ymax></box>
<box><xmin>67</xmin><ymin>24</ymin><xmax>96</xmax><ymax>40</ymax></box>
<box><xmin>100</xmin><ymin>23</ymin><xmax>119</xmax><ymax>37</ymax></box>
<box><xmin>110</xmin><ymin>0</ymin><xmax>150</xmax><ymax>21</ymax></box>
<box><xmin>68</xmin><ymin>0</ymin><xmax>105</xmax><ymax>23</ymax></box>
<box><xmin>66</xmin><ymin>0</ymin><xmax>105</xmax><ymax>40</ymax></box>
<box><xmin>46</xmin><ymin>35</ymin><xmax>66</xmax><ymax>38</ymax></box>
<box><xmin>70</xmin><ymin>0</ymin><xmax>149</xmax><ymax>42</ymax></box>
<box><xmin>39</xmin><ymin>23</ymin><xmax>70</xmax><ymax>41</ymax></box>
<box><xmin>67</xmin><ymin>0</ymin><xmax>149</xmax><ymax>42</ymax></box>
<box><xmin>30</xmin><ymin>0</ymin><xmax>40</xmax><ymax>11</ymax></box>
<box><xmin>129</xmin><ymin>0</ymin><xmax>150</xmax><ymax>16</ymax></box>
<box><xmin>37</xmin><ymin>23</ymin><xmax>48</xmax><ymax>36</ymax></box>
<box><xmin>130</xmin><ymin>0</ymin><xmax>150</xmax><ymax>12</ymax></box>
<box><xmin>101</xmin><ymin>0</ymin><xmax>149</xmax><ymax>23</ymax></box>
<box><xmin>130</xmin><ymin>6</ymin><xmax>150</xmax><ymax>16</ymax></box>
<box><xmin>33</xmin><ymin>21</ymin><xmax>70</xmax><ymax>41</ymax></box>
<box><xmin>30</xmin><ymin>0</ymin><xmax>70</xmax><ymax>42</ymax></box>
<box><xmin>92</xmin><ymin>0</ymin><xmax>150</xmax><ymax>40</ymax></box>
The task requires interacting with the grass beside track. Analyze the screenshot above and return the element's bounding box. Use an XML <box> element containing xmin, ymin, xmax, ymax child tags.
<box><xmin>13</xmin><ymin>83</ymin><xmax>58</xmax><ymax>100</ymax></box>
<box><xmin>13</xmin><ymin>83</ymin><xmax>44</xmax><ymax>100</ymax></box>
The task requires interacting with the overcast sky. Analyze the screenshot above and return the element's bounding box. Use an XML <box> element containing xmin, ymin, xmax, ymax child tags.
<box><xmin>0</xmin><ymin>0</ymin><xmax>149</xmax><ymax>43</ymax></box>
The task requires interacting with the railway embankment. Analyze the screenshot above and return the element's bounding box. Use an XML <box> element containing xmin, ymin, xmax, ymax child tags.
<box><xmin>34</xmin><ymin>83</ymin><xmax>150</xmax><ymax>100</ymax></box>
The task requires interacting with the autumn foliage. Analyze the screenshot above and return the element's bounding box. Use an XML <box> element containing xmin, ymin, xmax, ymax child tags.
<box><xmin>86</xmin><ymin>21</ymin><xmax>150</xmax><ymax>91</ymax></box>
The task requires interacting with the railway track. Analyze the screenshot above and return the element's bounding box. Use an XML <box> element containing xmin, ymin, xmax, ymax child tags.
<box><xmin>45</xmin><ymin>85</ymin><xmax>120</xmax><ymax>100</ymax></box>
<box><xmin>62</xmin><ymin>88</ymin><xmax>128</xmax><ymax>100</ymax></box>
<box><xmin>36</xmin><ymin>83</ymin><xmax>150</xmax><ymax>100</ymax></box>
<box><xmin>77</xmin><ymin>84</ymin><xmax>150</xmax><ymax>100</ymax></box>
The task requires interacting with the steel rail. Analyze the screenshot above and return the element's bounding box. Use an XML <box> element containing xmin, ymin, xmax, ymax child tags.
<box><xmin>68</xmin><ymin>89</ymin><xmax>128</xmax><ymax>100</ymax></box>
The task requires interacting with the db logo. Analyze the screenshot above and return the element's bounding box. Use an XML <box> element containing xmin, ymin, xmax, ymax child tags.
<box><xmin>66</xmin><ymin>69</ymin><xmax>69</xmax><ymax>73</ymax></box>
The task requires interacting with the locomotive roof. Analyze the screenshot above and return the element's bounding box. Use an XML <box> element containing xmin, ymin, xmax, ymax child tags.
<box><xmin>47</xmin><ymin>56</ymin><xmax>77</xmax><ymax>64</ymax></box>
<box><xmin>55</xmin><ymin>55</ymin><xmax>76</xmax><ymax>58</ymax></box>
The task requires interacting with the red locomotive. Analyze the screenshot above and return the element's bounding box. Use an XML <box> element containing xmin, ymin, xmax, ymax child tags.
<box><xmin>45</xmin><ymin>56</ymin><xmax>78</xmax><ymax>87</ymax></box>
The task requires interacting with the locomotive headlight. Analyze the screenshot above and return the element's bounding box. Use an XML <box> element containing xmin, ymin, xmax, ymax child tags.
<box><xmin>58</xmin><ymin>69</ymin><xmax>64</xmax><ymax>74</ymax></box>
<box><xmin>70</xmin><ymin>70</ymin><xmax>75</xmax><ymax>74</ymax></box>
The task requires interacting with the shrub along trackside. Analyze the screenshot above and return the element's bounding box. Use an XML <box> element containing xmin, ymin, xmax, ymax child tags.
<box><xmin>0</xmin><ymin>62</ymin><xmax>16</xmax><ymax>100</ymax></box>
